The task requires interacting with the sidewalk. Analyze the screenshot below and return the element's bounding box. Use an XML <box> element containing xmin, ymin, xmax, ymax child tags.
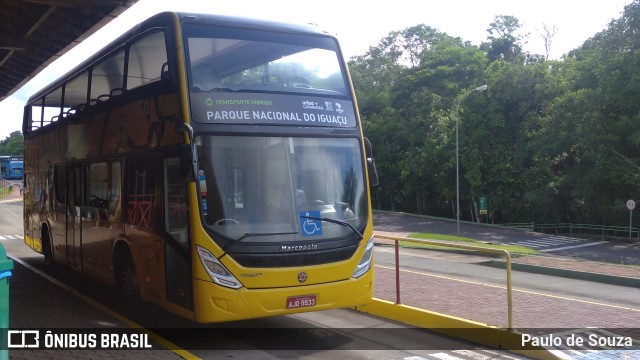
<box><xmin>507</xmin><ymin>254</ymin><xmax>639</xmax><ymax>279</ymax></box>
<box><xmin>0</xmin><ymin>184</ymin><xmax>22</xmax><ymax>204</ymax></box>
<box><xmin>7</xmin><ymin>258</ymin><xmax>181</xmax><ymax>359</ymax></box>
<box><xmin>372</xmin><ymin>231</ymin><xmax>640</xmax><ymax>334</ymax></box>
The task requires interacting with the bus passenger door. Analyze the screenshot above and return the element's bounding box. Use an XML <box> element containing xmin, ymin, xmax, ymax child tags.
<box><xmin>66</xmin><ymin>165</ymin><xmax>83</xmax><ymax>268</ymax></box>
<box><xmin>50</xmin><ymin>166</ymin><xmax>67</xmax><ymax>264</ymax></box>
<box><xmin>163</xmin><ymin>156</ymin><xmax>193</xmax><ymax>310</ymax></box>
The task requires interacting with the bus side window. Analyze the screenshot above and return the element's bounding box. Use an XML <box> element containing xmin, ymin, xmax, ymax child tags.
<box><xmin>108</xmin><ymin>161</ymin><xmax>122</xmax><ymax>223</ymax></box>
<box><xmin>164</xmin><ymin>157</ymin><xmax>188</xmax><ymax>245</ymax></box>
<box><xmin>91</xmin><ymin>49</ymin><xmax>125</xmax><ymax>104</ymax></box>
<box><xmin>67</xmin><ymin>166</ymin><xmax>83</xmax><ymax>206</ymax></box>
<box><xmin>54</xmin><ymin>165</ymin><xmax>66</xmax><ymax>204</ymax></box>
<box><xmin>88</xmin><ymin>162</ymin><xmax>108</xmax><ymax>208</ymax></box>
<box><xmin>125</xmin><ymin>157</ymin><xmax>157</xmax><ymax>228</ymax></box>
<box><xmin>127</xmin><ymin>30</ymin><xmax>169</xmax><ymax>90</ymax></box>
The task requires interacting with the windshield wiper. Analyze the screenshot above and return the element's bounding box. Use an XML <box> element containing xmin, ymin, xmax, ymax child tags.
<box><xmin>222</xmin><ymin>231</ymin><xmax>298</xmax><ymax>253</ymax></box>
<box><xmin>220</xmin><ymin>217</ymin><xmax>363</xmax><ymax>256</ymax></box>
<box><xmin>235</xmin><ymin>231</ymin><xmax>298</xmax><ymax>243</ymax></box>
<box><xmin>300</xmin><ymin>215</ymin><xmax>364</xmax><ymax>242</ymax></box>
<box><xmin>191</xmin><ymin>86</ymin><xmax>234</xmax><ymax>93</ymax></box>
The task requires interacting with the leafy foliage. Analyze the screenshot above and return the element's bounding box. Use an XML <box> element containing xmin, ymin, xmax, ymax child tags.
<box><xmin>351</xmin><ymin>1</ymin><xmax>640</xmax><ymax>227</ymax></box>
<box><xmin>0</xmin><ymin>131</ymin><xmax>23</xmax><ymax>156</ymax></box>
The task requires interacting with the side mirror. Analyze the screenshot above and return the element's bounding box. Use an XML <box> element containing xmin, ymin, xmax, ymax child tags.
<box><xmin>364</xmin><ymin>137</ymin><xmax>379</xmax><ymax>187</ymax></box>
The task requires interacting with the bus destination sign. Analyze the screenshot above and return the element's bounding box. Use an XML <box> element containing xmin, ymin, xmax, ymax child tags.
<box><xmin>191</xmin><ymin>92</ymin><xmax>357</xmax><ymax>128</ymax></box>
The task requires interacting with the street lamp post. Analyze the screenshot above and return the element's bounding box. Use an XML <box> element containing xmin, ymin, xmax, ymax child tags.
<box><xmin>455</xmin><ymin>84</ymin><xmax>487</xmax><ymax>235</ymax></box>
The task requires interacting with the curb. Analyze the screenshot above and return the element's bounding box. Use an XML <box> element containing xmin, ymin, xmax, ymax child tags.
<box><xmin>356</xmin><ymin>299</ymin><xmax>563</xmax><ymax>360</ymax></box>
<box><xmin>479</xmin><ymin>260</ymin><xmax>640</xmax><ymax>288</ymax></box>
<box><xmin>0</xmin><ymin>198</ymin><xmax>21</xmax><ymax>204</ymax></box>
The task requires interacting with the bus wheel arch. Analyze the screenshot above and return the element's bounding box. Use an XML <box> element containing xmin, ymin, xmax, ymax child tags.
<box><xmin>113</xmin><ymin>241</ymin><xmax>139</xmax><ymax>299</ymax></box>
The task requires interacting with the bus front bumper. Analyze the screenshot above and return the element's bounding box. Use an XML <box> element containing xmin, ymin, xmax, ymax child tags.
<box><xmin>192</xmin><ymin>271</ymin><xmax>373</xmax><ymax>323</ymax></box>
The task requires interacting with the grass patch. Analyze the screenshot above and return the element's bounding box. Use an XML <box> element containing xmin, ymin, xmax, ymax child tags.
<box><xmin>0</xmin><ymin>187</ymin><xmax>10</xmax><ymax>198</ymax></box>
<box><xmin>398</xmin><ymin>233</ymin><xmax>539</xmax><ymax>255</ymax></box>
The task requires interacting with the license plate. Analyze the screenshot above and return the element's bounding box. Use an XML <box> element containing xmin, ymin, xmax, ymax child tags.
<box><xmin>286</xmin><ymin>294</ymin><xmax>317</xmax><ymax>309</ymax></box>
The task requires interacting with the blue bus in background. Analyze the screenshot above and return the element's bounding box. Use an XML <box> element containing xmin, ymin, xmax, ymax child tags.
<box><xmin>0</xmin><ymin>156</ymin><xmax>23</xmax><ymax>180</ymax></box>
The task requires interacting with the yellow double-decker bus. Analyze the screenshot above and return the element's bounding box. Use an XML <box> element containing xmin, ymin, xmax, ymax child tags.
<box><xmin>22</xmin><ymin>12</ymin><xmax>378</xmax><ymax>323</ymax></box>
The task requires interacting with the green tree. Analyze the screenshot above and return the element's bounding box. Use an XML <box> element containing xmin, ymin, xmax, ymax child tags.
<box><xmin>546</xmin><ymin>0</ymin><xmax>640</xmax><ymax>225</ymax></box>
<box><xmin>0</xmin><ymin>131</ymin><xmax>23</xmax><ymax>155</ymax></box>
<box><xmin>473</xmin><ymin>60</ymin><xmax>566</xmax><ymax>223</ymax></box>
<box><xmin>351</xmin><ymin>25</ymin><xmax>489</xmax><ymax>215</ymax></box>
<box><xmin>349</xmin><ymin>3</ymin><xmax>640</xmax><ymax>227</ymax></box>
<box><xmin>481</xmin><ymin>15</ymin><xmax>528</xmax><ymax>63</ymax></box>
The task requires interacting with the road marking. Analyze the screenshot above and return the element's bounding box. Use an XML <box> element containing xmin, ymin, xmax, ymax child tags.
<box><xmin>480</xmin><ymin>350</ymin><xmax>528</xmax><ymax>360</ymax></box>
<box><xmin>428</xmin><ymin>353</ymin><xmax>462</xmax><ymax>360</ymax></box>
<box><xmin>530</xmin><ymin>329</ymin><xmax>640</xmax><ymax>359</ymax></box>
<box><xmin>404</xmin><ymin>351</ymin><xmax>527</xmax><ymax>360</ymax></box>
<box><xmin>8</xmin><ymin>256</ymin><xmax>201</xmax><ymax>360</ymax></box>
<box><xmin>546</xmin><ymin>235</ymin><xmax>582</xmax><ymax>240</ymax></box>
<box><xmin>0</xmin><ymin>234</ymin><xmax>23</xmax><ymax>240</ymax></box>
<box><xmin>513</xmin><ymin>239</ymin><xmax>560</xmax><ymax>247</ymax></box>
<box><xmin>449</xmin><ymin>350</ymin><xmax>499</xmax><ymax>359</ymax></box>
<box><xmin>509</xmin><ymin>235</ymin><xmax>607</xmax><ymax>252</ymax></box>
<box><xmin>528</xmin><ymin>239</ymin><xmax>569</xmax><ymax>244</ymax></box>
<box><xmin>511</xmin><ymin>237</ymin><xmax>583</xmax><ymax>245</ymax></box>
<box><xmin>374</xmin><ymin>264</ymin><xmax>640</xmax><ymax>312</ymax></box>
<box><xmin>540</xmin><ymin>241</ymin><xmax>608</xmax><ymax>252</ymax></box>
<box><xmin>537</xmin><ymin>238</ymin><xmax>581</xmax><ymax>244</ymax></box>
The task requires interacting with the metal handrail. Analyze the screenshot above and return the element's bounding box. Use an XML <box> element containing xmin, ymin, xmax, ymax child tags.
<box><xmin>533</xmin><ymin>223</ymin><xmax>640</xmax><ymax>241</ymax></box>
<box><xmin>500</xmin><ymin>222</ymin><xmax>534</xmax><ymax>230</ymax></box>
<box><xmin>375</xmin><ymin>234</ymin><xmax>513</xmax><ymax>329</ymax></box>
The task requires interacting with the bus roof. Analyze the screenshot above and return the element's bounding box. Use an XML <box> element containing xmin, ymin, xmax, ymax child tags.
<box><xmin>178</xmin><ymin>12</ymin><xmax>331</xmax><ymax>36</ymax></box>
<box><xmin>26</xmin><ymin>11</ymin><xmax>336</xmax><ymax>104</ymax></box>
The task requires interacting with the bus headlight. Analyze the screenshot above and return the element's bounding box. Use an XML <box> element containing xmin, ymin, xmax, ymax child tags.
<box><xmin>352</xmin><ymin>235</ymin><xmax>374</xmax><ymax>279</ymax></box>
<box><xmin>196</xmin><ymin>245</ymin><xmax>243</xmax><ymax>289</ymax></box>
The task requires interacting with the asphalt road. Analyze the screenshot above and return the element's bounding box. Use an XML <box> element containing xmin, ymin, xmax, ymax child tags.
<box><xmin>0</xmin><ymin>201</ymin><xmax>533</xmax><ymax>360</ymax></box>
<box><xmin>2</xmin><ymin>201</ymin><xmax>639</xmax><ymax>358</ymax></box>
<box><xmin>373</xmin><ymin>211</ymin><xmax>640</xmax><ymax>265</ymax></box>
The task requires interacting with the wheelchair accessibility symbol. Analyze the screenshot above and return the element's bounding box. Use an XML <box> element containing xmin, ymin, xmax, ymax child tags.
<box><xmin>300</xmin><ymin>211</ymin><xmax>322</xmax><ymax>236</ymax></box>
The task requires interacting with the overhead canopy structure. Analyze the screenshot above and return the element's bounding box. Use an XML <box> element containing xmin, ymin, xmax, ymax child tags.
<box><xmin>0</xmin><ymin>0</ymin><xmax>136</xmax><ymax>101</ymax></box>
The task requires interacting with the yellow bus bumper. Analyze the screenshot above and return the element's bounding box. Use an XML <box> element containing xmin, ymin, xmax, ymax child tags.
<box><xmin>192</xmin><ymin>270</ymin><xmax>373</xmax><ymax>323</ymax></box>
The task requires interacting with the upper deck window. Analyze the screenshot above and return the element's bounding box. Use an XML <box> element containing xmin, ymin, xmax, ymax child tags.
<box><xmin>25</xmin><ymin>29</ymin><xmax>169</xmax><ymax>133</ymax></box>
<box><xmin>127</xmin><ymin>30</ymin><xmax>169</xmax><ymax>90</ymax></box>
<box><xmin>185</xmin><ymin>25</ymin><xmax>347</xmax><ymax>96</ymax></box>
<box><xmin>184</xmin><ymin>24</ymin><xmax>356</xmax><ymax>127</ymax></box>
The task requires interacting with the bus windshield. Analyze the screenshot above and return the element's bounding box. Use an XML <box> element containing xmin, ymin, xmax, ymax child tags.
<box><xmin>196</xmin><ymin>136</ymin><xmax>367</xmax><ymax>245</ymax></box>
<box><xmin>185</xmin><ymin>24</ymin><xmax>348</xmax><ymax>97</ymax></box>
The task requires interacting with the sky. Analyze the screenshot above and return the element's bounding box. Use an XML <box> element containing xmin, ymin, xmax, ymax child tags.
<box><xmin>0</xmin><ymin>0</ymin><xmax>631</xmax><ymax>139</ymax></box>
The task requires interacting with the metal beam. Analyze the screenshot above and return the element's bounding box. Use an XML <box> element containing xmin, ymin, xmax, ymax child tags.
<box><xmin>16</xmin><ymin>0</ymin><xmax>133</xmax><ymax>6</ymax></box>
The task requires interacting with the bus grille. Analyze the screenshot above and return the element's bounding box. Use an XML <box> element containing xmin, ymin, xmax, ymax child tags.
<box><xmin>230</xmin><ymin>246</ymin><xmax>357</xmax><ymax>268</ymax></box>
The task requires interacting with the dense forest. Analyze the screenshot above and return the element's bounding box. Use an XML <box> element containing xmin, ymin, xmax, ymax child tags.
<box><xmin>350</xmin><ymin>1</ymin><xmax>640</xmax><ymax>227</ymax></box>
